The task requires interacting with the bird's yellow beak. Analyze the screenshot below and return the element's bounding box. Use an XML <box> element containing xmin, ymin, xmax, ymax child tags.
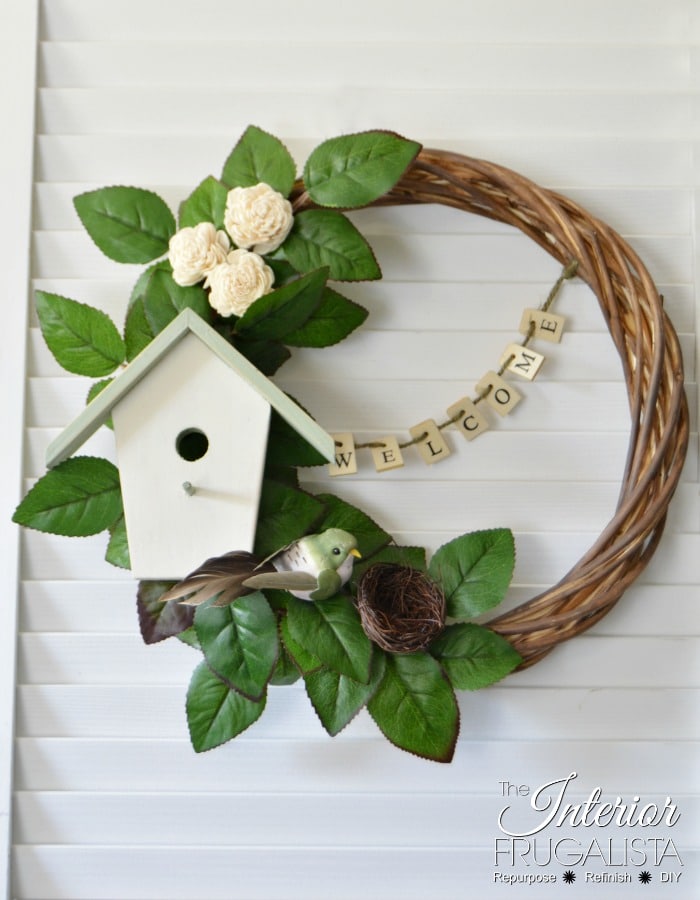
<box><xmin>350</xmin><ymin>548</ymin><xmax>362</xmax><ymax>559</ymax></box>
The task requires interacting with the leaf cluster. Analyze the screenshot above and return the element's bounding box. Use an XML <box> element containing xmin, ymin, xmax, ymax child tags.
<box><xmin>139</xmin><ymin>487</ymin><xmax>520</xmax><ymax>762</ymax></box>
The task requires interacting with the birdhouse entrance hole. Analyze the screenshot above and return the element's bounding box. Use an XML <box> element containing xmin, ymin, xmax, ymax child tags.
<box><xmin>176</xmin><ymin>428</ymin><xmax>209</xmax><ymax>461</ymax></box>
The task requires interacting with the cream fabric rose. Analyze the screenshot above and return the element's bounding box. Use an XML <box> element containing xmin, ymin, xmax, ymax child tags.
<box><xmin>205</xmin><ymin>249</ymin><xmax>274</xmax><ymax>317</ymax></box>
<box><xmin>168</xmin><ymin>222</ymin><xmax>230</xmax><ymax>286</ymax></box>
<box><xmin>224</xmin><ymin>183</ymin><xmax>293</xmax><ymax>254</ymax></box>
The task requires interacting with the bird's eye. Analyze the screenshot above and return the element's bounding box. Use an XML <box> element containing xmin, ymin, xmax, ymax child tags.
<box><xmin>332</xmin><ymin>547</ymin><xmax>341</xmax><ymax>556</ymax></box>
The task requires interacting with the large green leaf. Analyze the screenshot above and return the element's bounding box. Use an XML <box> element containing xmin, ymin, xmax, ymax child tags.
<box><xmin>367</xmin><ymin>651</ymin><xmax>459</xmax><ymax>763</ymax></box>
<box><xmin>186</xmin><ymin>660</ymin><xmax>266</xmax><ymax>752</ymax></box>
<box><xmin>232</xmin><ymin>336</ymin><xmax>291</xmax><ymax>376</ymax></box>
<box><xmin>429</xmin><ymin>623</ymin><xmax>521</xmax><ymax>690</ymax></box>
<box><xmin>105</xmin><ymin>515</ymin><xmax>130</xmax><ymax>569</ymax></box>
<box><xmin>284</xmin><ymin>287</ymin><xmax>368</xmax><ymax>348</ymax></box>
<box><xmin>304</xmin><ymin>650</ymin><xmax>385</xmax><ymax>736</ymax></box>
<box><xmin>279</xmin><ymin>614</ymin><xmax>322</xmax><ymax>675</ymax></box>
<box><xmin>235</xmin><ymin>268</ymin><xmax>328</xmax><ymax>341</ymax></box>
<box><xmin>352</xmin><ymin>544</ymin><xmax>427</xmax><ymax>587</ymax></box>
<box><xmin>254</xmin><ymin>481</ymin><xmax>326</xmax><ymax>558</ymax></box>
<box><xmin>286</xmin><ymin>594</ymin><xmax>372</xmax><ymax>683</ymax></box>
<box><xmin>74</xmin><ymin>186</ymin><xmax>175</xmax><ymax>263</ymax></box>
<box><xmin>428</xmin><ymin>528</ymin><xmax>515</xmax><ymax>620</ymax></box>
<box><xmin>314</xmin><ymin>493</ymin><xmax>391</xmax><ymax>558</ymax></box>
<box><xmin>194</xmin><ymin>593</ymin><xmax>278</xmax><ymax>701</ymax></box>
<box><xmin>265</xmin><ymin>403</ymin><xmax>329</xmax><ymax>470</ymax></box>
<box><xmin>304</xmin><ymin>131</ymin><xmax>421</xmax><ymax>208</ymax></box>
<box><xmin>136</xmin><ymin>580</ymin><xmax>193</xmax><ymax>645</ymax></box>
<box><xmin>35</xmin><ymin>292</ymin><xmax>125</xmax><ymax>377</ymax></box>
<box><xmin>221</xmin><ymin>125</ymin><xmax>297</xmax><ymax>196</ymax></box>
<box><xmin>123</xmin><ymin>298</ymin><xmax>156</xmax><ymax>361</ymax></box>
<box><xmin>141</xmin><ymin>264</ymin><xmax>211</xmax><ymax>335</ymax></box>
<box><xmin>179</xmin><ymin>175</ymin><xmax>228</xmax><ymax>228</ymax></box>
<box><xmin>12</xmin><ymin>456</ymin><xmax>122</xmax><ymax>536</ymax></box>
<box><xmin>269</xmin><ymin>642</ymin><xmax>302</xmax><ymax>686</ymax></box>
<box><xmin>284</xmin><ymin>209</ymin><xmax>381</xmax><ymax>282</ymax></box>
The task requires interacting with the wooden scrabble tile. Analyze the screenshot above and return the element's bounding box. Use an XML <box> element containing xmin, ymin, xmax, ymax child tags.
<box><xmin>328</xmin><ymin>432</ymin><xmax>357</xmax><ymax>476</ymax></box>
<box><xmin>519</xmin><ymin>308</ymin><xmax>566</xmax><ymax>342</ymax></box>
<box><xmin>447</xmin><ymin>397</ymin><xmax>490</xmax><ymax>441</ymax></box>
<box><xmin>409</xmin><ymin>419</ymin><xmax>452</xmax><ymax>465</ymax></box>
<box><xmin>475</xmin><ymin>371</ymin><xmax>523</xmax><ymax>417</ymax></box>
<box><xmin>371</xmin><ymin>436</ymin><xmax>405</xmax><ymax>472</ymax></box>
<box><xmin>500</xmin><ymin>343</ymin><xmax>545</xmax><ymax>380</ymax></box>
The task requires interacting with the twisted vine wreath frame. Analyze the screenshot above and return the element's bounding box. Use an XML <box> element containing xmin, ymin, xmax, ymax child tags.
<box><xmin>293</xmin><ymin>147</ymin><xmax>689</xmax><ymax>669</ymax></box>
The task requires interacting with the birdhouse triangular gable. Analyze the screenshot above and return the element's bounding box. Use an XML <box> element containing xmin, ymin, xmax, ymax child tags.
<box><xmin>45</xmin><ymin>309</ymin><xmax>335</xmax><ymax>579</ymax></box>
<box><xmin>45</xmin><ymin>308</ymin><xmax>335</xmax><ymax>467</ymax></box>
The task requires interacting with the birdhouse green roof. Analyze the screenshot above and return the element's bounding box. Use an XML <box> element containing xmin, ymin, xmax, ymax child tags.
<box><xmin>45</xmin><ymin>308</ymin><xmax>335</xmax><ymax>467</ymax></box>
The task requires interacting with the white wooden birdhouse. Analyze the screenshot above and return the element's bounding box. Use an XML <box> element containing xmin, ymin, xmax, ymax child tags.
<box><xmin>45</xmin><ymin>309</ymin><xmax>334</xmax><ymax>580</ymax></box>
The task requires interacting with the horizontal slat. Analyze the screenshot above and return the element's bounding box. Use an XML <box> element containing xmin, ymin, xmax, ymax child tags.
<box><xmin>19</xmin><ymin>519</ymin><xmax>700</xmax><ymax>585</ymax></box>
<box><xmin>14</xmin><ymin>737</ymin><xmax>700</xmax><ymax>794</ymax></box>
<box><xmin>13</xmin><ymin>790</ymin><xmax>699</xmax><ymax>846</ymax></box>
<box><xmin>39</xmin><ymin>0</ymin><xmax>692</xmax><ymax>43</ymax></box>
<box><xmin>32</xmin><ymin>228</ymin><xmax>694</xmax><ymax>286</ymax></box>
<box><xmin>14</xmin><ymin>684</ymin><xmax>700</xmax><ymax>739</ymax></box>
<box><xmin>23</xmin><ymin>428</ymin><xmax>634</xmax><ymax>483</ymax></box>
<box><xmin>38</xmin><ymin>42</ymin><xmax>691</xmax><ymax>91</ymax></box>
<box><xmin>23</xmin><ymin>376</ymin><xmax>635</xmax><ymax>430</ymax></box>
<box><xmin>16</xmin><ymin>633</ymin><xmax>700</xmax><ymax>689</ymax></box>
<box><xmin>35</xmin><ymin>135</ymin><xmax>695</xmax><ymax>187</ymax></box>
<box><xmin>37</xmin><ymin>88</ymin><xmax>693</xmax><ymax>141</ymax></box>
<box><xmin>14</xmin><ymin>844</ymin><xmax>697</xmax><ymax>900</ymax></box>
<box><xmin>17</xmin><ymin>581</ymin><xmax>700</xmax><ymax>637</ymax></box>
<box><xmin>33</xmin><ymin>182</ymin><xmax>695</xmax><ymax>239</ymax></box>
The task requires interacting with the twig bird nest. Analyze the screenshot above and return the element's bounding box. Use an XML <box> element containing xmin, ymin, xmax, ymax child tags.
<box><xmin>357</xmin><ymin>564</ymin><xmax>446</xmax><ymax>653</ymax></box>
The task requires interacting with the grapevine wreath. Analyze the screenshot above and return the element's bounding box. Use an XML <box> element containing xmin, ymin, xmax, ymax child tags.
<box><xmin>14</xmin><ymin>128</ymin><xmax>688</xmax><ymax>762</ymax></box>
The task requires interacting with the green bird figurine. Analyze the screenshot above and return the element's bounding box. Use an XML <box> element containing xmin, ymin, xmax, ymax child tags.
<box><xmin>159</xmin><ymin>528</ymin><xmax>361</xmax><ymax>607</ymax></box>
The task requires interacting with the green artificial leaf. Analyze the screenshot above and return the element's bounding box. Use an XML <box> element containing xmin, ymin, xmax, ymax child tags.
<box><xmin>194</xmin><ymin>593</ymin><xmax>278</xmax><ymax>701</ymax></box>
<box><xmin>222</xmin><ymin>125</ymin><xmax>297</xmax><ymax>196</ymax></box>
<box><xmin>304</xmin><ymin>131</ymin><xmax>421</xmax><ymax>208</ymax></box>
<box><xmin>105</xmin><ymin>515</ymin><xmax>130</xmax><ymax>569</ymax></box>
<box><xmin>265</xmin><ymin>404</ymin><xmax>329</xmax><ymax>469</ymax></box>
<box><xmin>368</xmin><ymin>651</ymin><xmax>460</xmax><ymax>763</ymax></box>
<box><xmin>13</xmin><ymin>456</ymin><xmax>122</xmax><ymax>536</ymax></box>
<box><xmin>254</xmin><ymin>480</ymin><xmax>326</xmax><ymax>559</ymax></box>
<box><xmin>179</xmin><ymin>176</ymin><xmax>228</xmax><ymax>228</ymax></box>
<box><xmin>74</xmin><ymin>186</ymin><xmax>175</xmax><ymax>263</ymax></box>
<box><xmin>284</xmin><ymin>287</ymin><xmax>368</xmax><ymax>348</ymax></box>
<box><xmin>123</xmin><ymin>297</ymin><xmax>156</xmax><ymax>361</ymax></box>
<box><xmin>352</xmin><ymin>544</ymin><xmax>427</xmax><ymax>586</ymax></box>
<box><xmin>141</xmin><ymin>264</ymin><xmax>211</xmax><ymax>336</ymax></box>
<box><xmin>235</xmin><ymin>268</ymin><xmax>328</xmax><ymax>341</ymax></box>
<box><xmin>428</xmin><ymin>528</ymin><xmax>515</xmax><ymax>620</ymax></box>
<box><xmin>304</xmin><ymin>650</ymin><xmax>386</xmax><ymax>736</ymax></box>
<box><xmin>314</xmin><ymin>493</ymin><xmax>392</xmax><ymax>558</ymax></box>
<box><xmin>284</xmin><ymin>210</ymin><xmax>381</xmax><ymax>282</ymax></box>
<box><xmin>286</xmin><ymin>594</ymin><xmax>373</xmax><ymax>683</ymax></box>
<box><xmin>233</xmin><ymin>336</ymin><xmax>291</xmax><ymax>376</ymax></box>
<box><xmin>35</xmin><ymin>292</ymin><xmax>125</xmax><ymax>377</ymax></box>
<box><xmin>429</xmin><ymin>623</ymin><xmax>522</xmax><ymax>690</ymax></box>
<box><xmin>262</xmin><ymin>465</ymin><xmax>300</xmax><ymax>489</ymax></box>
<box><xmin>279</xmin><ymin>614</ymin><xmax>322</xmax><ymax>675</ymax></box>
<box><xmin>269</xmin><ymin>642</ymin><xmax>302</xmax><ymax>685</ymax></box>
<box><xmin>186</xmin><ymin>660</ymin><xmax>266</xmax><ymax>752</ymax></box>
<box><xmin>86</xmin><ymin>378</ymin><xmax>114</xmax><ymax>429</ymax></box>
<box><xmin>137</xmin><ymin>580</ymin><xmax>194</xmax><ymax>644</ymax></box>
<box><xmin>177</xmin><ymin>626</ymin><xmax>201</xmax><ymax>650</ymax></box>
<box><xmin>265</xmin><ymin>256</ymin><xmax>297</xmax><ymax>285</ymax></box>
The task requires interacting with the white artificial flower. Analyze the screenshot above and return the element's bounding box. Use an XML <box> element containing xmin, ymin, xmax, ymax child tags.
<box><xmin>205</xmin><ymin>249</ymin><xmax>274</xmax><ymax>317</ymax></box>
<box><xmin>168</xmin><ymin>222</ymin><xmax>230</xmax><ymax>286</ymax></box>
<box><xmin>224</xmin><ymin>182</ymin><xmax>293</xmax><ymax>254</ymax></box>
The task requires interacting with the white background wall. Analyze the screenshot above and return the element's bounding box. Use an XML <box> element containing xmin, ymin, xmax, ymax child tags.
<box><xmin>1</xmin><ymin>1</ymin><xmax>698</xmax><ymax>898</ymax></box>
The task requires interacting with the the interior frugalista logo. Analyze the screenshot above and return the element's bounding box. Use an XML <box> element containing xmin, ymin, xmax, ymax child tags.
<box><xmin>493</xmin><ymin>772</ymin><xmax>684</xmax><ymax>886</ymax></box>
